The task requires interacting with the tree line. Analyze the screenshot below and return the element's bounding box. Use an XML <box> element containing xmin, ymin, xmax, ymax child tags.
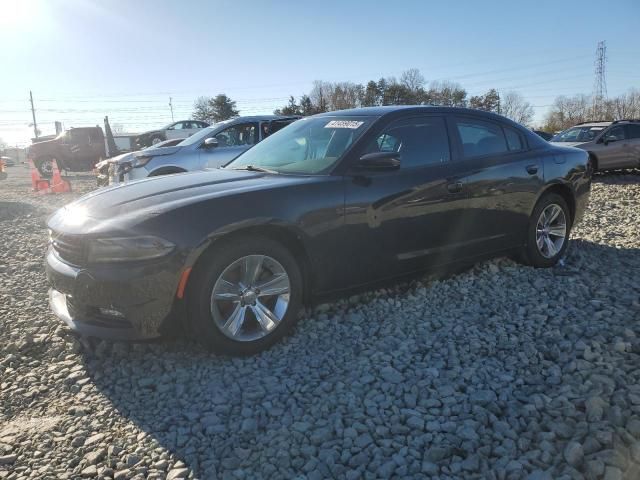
<box><xmin>192</xmin><ymin>68</ymin><xmax>640</xmax><ymax>132</ymax></box>
<box><xmin>542</xmin><ymin>89</ymin><xmax>640</xmax><ymax>132</ymax></box>
<box><xmin>272</xmin><ymin>68</ymin><xmax>535</xmax><ymax>126</ymax></box>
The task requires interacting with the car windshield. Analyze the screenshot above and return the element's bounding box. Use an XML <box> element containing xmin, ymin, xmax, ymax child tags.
<box><xmin>551</xmin><ymin>126</ymin><xmax>605</xmax><ymax>142</ymax></box>
<box><xmin>226</xmin><ymin>116</ymin><xmax>374</xmax><ymax>174</ymax></box>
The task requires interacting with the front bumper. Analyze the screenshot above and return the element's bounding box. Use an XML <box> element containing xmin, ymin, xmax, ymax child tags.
<box><xmin>45</xmin><ymin>247</ymin><xmax>180</xmax><ymax>340</ymax></box>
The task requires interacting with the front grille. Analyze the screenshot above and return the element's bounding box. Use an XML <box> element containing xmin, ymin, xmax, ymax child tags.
<box><xmin>50</xmin><ymin>231</ymin><xmax>86</xmax><ymax>266</ymax></box>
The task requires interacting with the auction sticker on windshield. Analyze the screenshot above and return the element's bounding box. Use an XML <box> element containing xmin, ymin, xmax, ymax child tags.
<box><xmin>324</xmin><ymin>120</ymin><xmax>364</xmax><ymax>129</ymax></box>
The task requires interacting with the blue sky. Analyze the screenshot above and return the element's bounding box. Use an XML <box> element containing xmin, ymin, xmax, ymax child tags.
<box><xmin>1</xmin><ymin>0</ymin><xmax>639</xmax><ymax>146</ymax></box>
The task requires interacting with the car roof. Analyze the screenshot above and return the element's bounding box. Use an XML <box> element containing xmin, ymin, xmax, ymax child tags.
<box><xmin>573</xmin><ymin>121</ymin><xmax>611</xmax><ymax>127</ymax></box>
<box><xmin>315</xmin><ymin>105</ymin><xmax>521</xmax><ymax>122</ymax></box>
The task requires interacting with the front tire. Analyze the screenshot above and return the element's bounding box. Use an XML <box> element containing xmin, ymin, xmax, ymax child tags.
<box><xmin>186</xmin><ymin>236</ymin><xmax>303</xmax><ymax>355</ymax></box>
<box><xmin>522</xmin><ymin>193</ymin><xmax>571</xmax><ymax>268</ymax></box>
<box><xmin>36</xmin><ymin>157</ymin><xmax>55</xmax><ymax>178</ymax></box>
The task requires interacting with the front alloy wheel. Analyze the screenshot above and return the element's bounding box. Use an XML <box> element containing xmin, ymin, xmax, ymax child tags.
<box><xmin>187</xmin><ymin>236</ymin><xmax>303</xmax><ymax>355</ymax></box>
<box><xmin>211</xmin><ymin>254</ymin><xmax>290</xmax><ymax>342</ymax></box>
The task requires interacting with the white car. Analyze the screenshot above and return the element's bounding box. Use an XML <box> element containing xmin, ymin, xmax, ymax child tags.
<box><xmin>134</xmin><ymin>120</ymin><xmax>210</xmax><ymax>148</ymax></box>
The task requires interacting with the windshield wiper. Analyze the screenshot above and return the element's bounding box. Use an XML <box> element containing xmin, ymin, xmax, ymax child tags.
<box><xmin>232</xmin><ymin>165</ymin><xmax>278</xmax><ymax>174</ymax></box>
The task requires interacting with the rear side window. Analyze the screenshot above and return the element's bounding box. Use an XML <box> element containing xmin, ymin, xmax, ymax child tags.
<box><xmin>504</xmin><ymin>127</ymin><xmax>525</xmax><ymax>151</ymax></box>
<box><xmin>455</xmin><ymin>117</ymin><xmax>508</xmax><ymax>158</ymax></box>
<box><xmin>365</xmin><ymin>116</ymin><xmax>450</xmax><ymax>168</ymax></box>
<box><xmin>626</xmin><ymin>124</ymin><xmax>640</xmax><ymax>139</ymax></box>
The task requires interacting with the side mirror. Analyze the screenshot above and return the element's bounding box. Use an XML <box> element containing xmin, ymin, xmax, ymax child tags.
<box><xmin>603</xmin><ymin>136</ymin><xmax>616</xmax><ymax>145</ymax></box>
<box><xmin>204</xmin><ymin>137</ymin><xmax>219</xmax><ymax>148</ymax></box>
<box><xmin>355</xmin><ymin>151</ymin><xmax>401</xmax><ymax>171</ymax></box>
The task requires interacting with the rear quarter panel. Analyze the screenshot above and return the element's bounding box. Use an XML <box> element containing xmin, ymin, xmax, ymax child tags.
<box><xmin>542</xmin><ymin>146</ymin><xmax>591</xmax><ymax>224</ymax></box>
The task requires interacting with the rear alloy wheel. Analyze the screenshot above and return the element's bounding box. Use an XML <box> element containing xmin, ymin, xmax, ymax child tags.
<box><xmin>150</xmin><ymin>135</ymin><xmax>163</xmax><ymax>145</ymax></box>
<box><xmin>187</xmin><ymin>236</ymin><xmax>303</xmax><ymax>355</ymax></box>
<box><xmin>522</xmin><ymin>193</ymin><xmax>571</xmax><ymax>268</ymax></box>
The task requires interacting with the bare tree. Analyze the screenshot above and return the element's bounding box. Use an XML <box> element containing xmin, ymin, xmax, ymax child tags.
<box><xmin>400</xmin><ymin>68</ymin><xmax>425</xmax><ymax>92</ymax></box>
<box><xmin>500</xmin><ymin>91</ymin><xmax>534</xmax><ymax>126</ymax></box>
<box><xmin>426</xmin><ymin>81</ymin><xmax>467</xmax><ymax>107</ymax></box>
<box><xmin>542</xmin><ymin>94</ymin><xmax>592</xmax><ymax>132</ymax></box>
<box><xmin>309</xmin><ymin>81</ymin><xmax>330</xmax><ymax>113</ymax></box>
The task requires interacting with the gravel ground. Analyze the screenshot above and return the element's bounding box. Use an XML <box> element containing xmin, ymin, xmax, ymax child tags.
<box><xmin>1</xmin><ymin>165</ymin><xmax>639</xmax><ymax>480</ymax></box>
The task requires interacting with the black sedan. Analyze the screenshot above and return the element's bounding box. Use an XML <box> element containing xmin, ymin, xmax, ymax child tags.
<box><xmin>46</xmin><ymin>106</ymin><xmax>591</xmax><ymax>355</ymax></box>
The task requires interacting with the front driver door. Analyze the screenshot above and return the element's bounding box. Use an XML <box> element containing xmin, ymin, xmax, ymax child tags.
<box><xmin>202</xmin><ymin>123</ymin><xmax>258</xmax><ymax>168</ymax></box>
<box><xmin>597</xmin><ymin>125</ymin><xmax>629</xmax><ymax>169</ymax></box>
<box><xmin>342</xmin><ymin>115</ymin><xmax>469</xmax><ymax>287</ymax></box>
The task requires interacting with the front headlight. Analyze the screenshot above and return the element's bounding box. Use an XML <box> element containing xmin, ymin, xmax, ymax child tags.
<box><xmin>132</xmin><ymin>156</ymin><xmax>153</xmax><ymax>168</ymax></box>
<box><xmin>88</xmin><ymin>235</ymin><xmax>175</xmax><ymax>262</ymax></box>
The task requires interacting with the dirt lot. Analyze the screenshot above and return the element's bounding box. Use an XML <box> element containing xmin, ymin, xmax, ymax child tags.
<box><xmin>1</xmin><ymin>165</ymin><xmax>639</xmax><ymax>480</ymax></box>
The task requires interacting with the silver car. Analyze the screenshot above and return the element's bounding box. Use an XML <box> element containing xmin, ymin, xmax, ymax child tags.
<box><xmin>110</xmin><ymin>115</ymin><xmax>299</xmax><ymax>185</ymax></box>
<box><xmin>550</xmin><ymin>119</ymin><xmax>640</xmax><ymax>171</ymax></box>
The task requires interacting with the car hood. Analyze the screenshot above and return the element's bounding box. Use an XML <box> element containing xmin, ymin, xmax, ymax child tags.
<box><xmin>550</xmin><ymin>141</ymin><xmax>588</xmax><ymax>148</ymax></box>
<box><xmin>133</xmin><ymin>145</ymin><xmax>182</xmax><ymax>158</ymax></box>
<box><xmin>48</xmin><ymin>169</ymin><xmax>312</xmax><ymax>233</ymax></box>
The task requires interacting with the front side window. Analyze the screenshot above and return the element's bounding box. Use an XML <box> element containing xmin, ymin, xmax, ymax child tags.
<box><xmin>364</xmin><ymin>116</ymin><xmax>450</xmax><ymax>168</ymax></box>
<box><xmin>604</xmin><ymin>125</ymin><xmax>626</xmax><ymax>142</ymax></box>
<box><xmin>215</xmin><ymin>123</ymin><xmax>257</xmax><ymax>147</ymax></box>
<box><xmin>69</xmin><ymin>130</ymin><xmax>90</xmax><ymax>145</ymax></box>
<box><xmin>227</xmin><ymin>116</ymin><xmax>374</xmax><ymax>174</ymax></box>
<box><xmin>455</xmin><ymin>118</ymin><xmax>508</xmax><ymax>157</ymax></box>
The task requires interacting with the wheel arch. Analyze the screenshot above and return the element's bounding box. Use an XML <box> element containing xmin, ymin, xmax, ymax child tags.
<box><xmin>148</xmin><ymin>166</ymin><xmax>187</xmax><ymax>177</ymax></box>
<box><xmin>586</xmin><ymin>151</ymin><xmax>599</xmax><ymax>172</ymax></box>
<box><xmin>536</xmin><ymin>182</ymin><xmax>576</xmax><ymax>223</ymax></box>
<box><xmin>185</xmin><ymin>224</ymin><xmax>314</xmax><ymax>305</ymax></box>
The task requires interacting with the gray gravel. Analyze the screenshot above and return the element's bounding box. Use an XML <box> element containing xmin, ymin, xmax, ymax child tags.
<box><xmin>1</xmin><ymin>166</ymin><xmax>640</xmax><ymax>480</ymax></box>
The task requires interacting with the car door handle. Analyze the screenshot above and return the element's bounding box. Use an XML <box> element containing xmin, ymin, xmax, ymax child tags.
<box><xmin>447</xmin><ymin>181</ymin><xmax>463</xmax><ymax>194</ymax></box>
<box><xmin>526</xmin><ymin>164</ymin><xmax>538</xmax><ymax>175</ymax></box>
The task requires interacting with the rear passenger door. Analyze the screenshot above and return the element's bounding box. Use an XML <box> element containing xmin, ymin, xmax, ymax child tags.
<box><xmin>452</xmin><ymin>116</ymin><xmax>544</xmax><ymax>255</ymax></box>
<box><xmin>624</xmin><ymin>124</ymin><xmax>640</xmax><ymax>167</ymax></box>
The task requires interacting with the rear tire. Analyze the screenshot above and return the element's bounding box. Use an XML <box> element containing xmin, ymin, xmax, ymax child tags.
<box><xmin>186</xmin><ymin>236</ymin><xmax>303</xmax><ymax>355</ymax></box>
<box><xmin>521</xmin><ymin>193</ymin><xmax>571</xmax><ymax>268</ymax></box>
<box><xmin>35</xmin><ymin>157</ymin><xmax>55</xmax><ymax>178</ymax></box>
<box><xmin>150</xmin><ymin>135</ymin><xmax>164</xmax><ymax>145</ymax></box>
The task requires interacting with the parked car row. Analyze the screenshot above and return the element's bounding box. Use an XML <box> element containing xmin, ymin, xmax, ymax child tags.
<box><xmin>26</xmin><ymin>120</ymin><xmax>210</xmax><ymax>177</ymax></box>
<box><xmin>99</xmin><ymin>115</ymin><xmax>299</xmax><ymax>185</ymax></box>
<box><xmin>550</xmin><ymin>119</ymin><xmax>640</xmax><ymax>171</ymax></box>
<box><xmin>46</xmin><ymin>106</ymin><xmax>591</xmax><ymax>355</ymax></box>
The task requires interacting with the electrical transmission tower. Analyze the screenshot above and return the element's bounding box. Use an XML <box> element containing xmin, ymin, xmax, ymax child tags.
<box><xmin>593</xmin><ymin>40</ymin><xmax>607</xmax><ymax>118</ymax></box>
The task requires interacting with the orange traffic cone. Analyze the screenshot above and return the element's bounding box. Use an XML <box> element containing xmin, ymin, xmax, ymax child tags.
<box><xmin>29</xmin><ymin>159</ymin><xmax>51</xmax><ymax>192</ymax></box>
<box><xmin>49</xmin><ymin>161</ymin><xmax>71</xmax><ymax>193</ymax></box>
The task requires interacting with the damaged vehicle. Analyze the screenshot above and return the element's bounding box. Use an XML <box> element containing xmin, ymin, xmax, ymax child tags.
<box><xmin>46</xmin><ymin>106</ymin><xmax>591</xmax><ymax>355</ymax></box>
<box><xmin>95</xmin><ymin>139</ymin><xmax>183</xmax><ymax>187</ymax></box>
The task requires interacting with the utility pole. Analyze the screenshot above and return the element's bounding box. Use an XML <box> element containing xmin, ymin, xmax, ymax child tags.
<box><xmin>593</xmin><ymin>41</ymin><xmax>607</xmax><ymax>119</ymax></box>
<box><xmin>29</xmin><ymin>90</ymin><xmax>39</xmax><ymax>139</ymax></box>
<box><xmin>169</xmin><ymin>97</ymin><xmax>174</xmax><ymax>122</ymax></box>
